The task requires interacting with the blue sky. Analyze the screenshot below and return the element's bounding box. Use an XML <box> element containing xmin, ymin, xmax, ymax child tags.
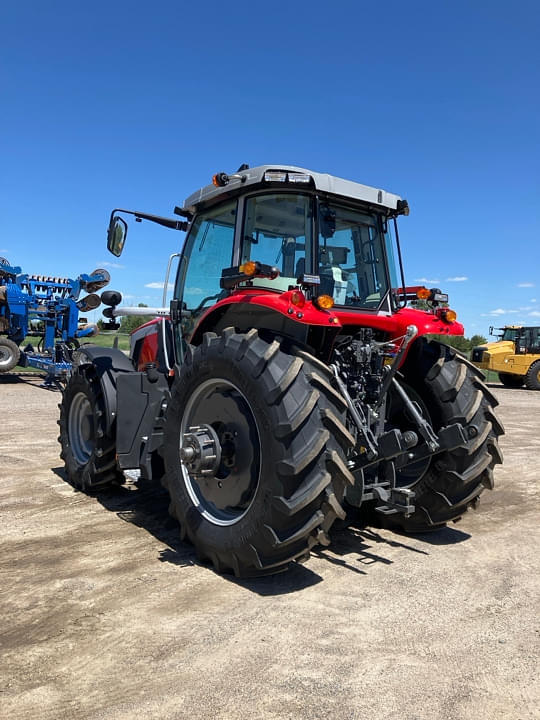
<box><xmin>1</xmin><ymin>1</ymin><xmax>539</xmax><ymax>337</ymax></box>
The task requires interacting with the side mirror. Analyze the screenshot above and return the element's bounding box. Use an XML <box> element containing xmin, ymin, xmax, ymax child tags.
<box><xmin>107</xmin><ymin>216</ymin><xmax>128</xmax><ymax>257</ymax></box>
<box><xmin>319</xmin><ymin>205</ymin><xmax>336</xmax><ymax>239</ymax></box>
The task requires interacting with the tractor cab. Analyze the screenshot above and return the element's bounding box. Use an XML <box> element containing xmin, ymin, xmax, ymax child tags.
<box><xmin>178</xmin><ymin>165</ymin><xmax>406</xmax><ymax>317</ymax></box>
<box><xmin>105</xmin><ymin>165</ymin><xmax>462</xmax><ymax>372</ymax></box>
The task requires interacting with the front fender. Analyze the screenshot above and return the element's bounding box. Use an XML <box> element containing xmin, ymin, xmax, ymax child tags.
<box><xmin>75</xmin><ymin>345</ymin><xmax>134</xmax><ymax>433</ymax></box>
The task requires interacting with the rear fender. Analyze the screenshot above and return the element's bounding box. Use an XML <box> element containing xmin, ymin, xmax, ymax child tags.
<box><xmin>190</xmin><ymin>302</ymin><xmax>340</xmax><ymax>358</ymax></box>
<box><xmin>189</xmin><ymin>293</ymin><xmax>465</xmax><ymax>363</ymax></box>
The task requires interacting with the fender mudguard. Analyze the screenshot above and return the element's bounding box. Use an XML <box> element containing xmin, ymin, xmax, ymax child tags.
<box><xmin>75</xmin><ymin>345</ymin><xmax>134</xmax><ymax>434</ymax></box>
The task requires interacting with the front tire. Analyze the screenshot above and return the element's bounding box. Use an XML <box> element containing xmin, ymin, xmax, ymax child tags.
<box><xmin>524</xmin><ymin>361</ymin><xmax>540</xmax><ymax>390</ymax></box>
<box><xmin>58</xmin><ymin>368</ymin><xmax>124</xmax><ymax>490</ymax></box>
<box><xmin>162</xmin><ymin>329</ymin><xmax>354</xmax><ymax>577</ymax></box>
<box><xmin>384</xmin><ymin>339</ymin><xmax>504</xmax><ymax>532</ymax></box>
<box><xmin>498</xmin><ymin>372</ymin><xmax>524</xmax><ymax>388</ymax></box>
<box><xmin>0</xmin><ymin>337</ymin><xmax>20</xmax><ymax>373</ymax></box>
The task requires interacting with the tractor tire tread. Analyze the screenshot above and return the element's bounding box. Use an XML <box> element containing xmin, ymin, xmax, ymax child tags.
<box><xmin>58</xmin><ymin>366</ymin><xmax>123</xmax><ymax>491</ymax></box>
<box><xmin>382</xmin><ymin>338</ymin><xmax>503</xmax><ymax>532</ymax></box>
<box><xmin>162</xmin><ymin>330</ymin><xmax>353</xmax><ymax>577</ymax></box>
<box><xmin>0</xmin><ymin>337</ymin><xmax>20</xmax><ymax>373</ymax></box>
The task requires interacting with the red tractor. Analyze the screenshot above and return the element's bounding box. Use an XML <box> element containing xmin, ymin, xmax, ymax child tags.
<box><xmin>59</xmin><ymin>165</ymin><xmax>503</xmax><ymax>576</ymax></box>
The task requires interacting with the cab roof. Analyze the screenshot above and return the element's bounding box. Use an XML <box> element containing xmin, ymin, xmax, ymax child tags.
<box><xmin>182</xmin><ymin>164</ymin><xmax>404</xmax><ymax>215</ymax></box>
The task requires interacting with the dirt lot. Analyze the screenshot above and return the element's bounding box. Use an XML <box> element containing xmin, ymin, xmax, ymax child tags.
<box><xmin>1</xmin><ymin>375</ymin><xmax>539</xmax><ymax>720</ymax></box>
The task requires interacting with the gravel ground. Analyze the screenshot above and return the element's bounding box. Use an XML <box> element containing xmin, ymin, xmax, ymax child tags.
<box><xmin>0</xmin><ymin>374</ymin><xmax>539</xmax><ymax>720</ymax></box>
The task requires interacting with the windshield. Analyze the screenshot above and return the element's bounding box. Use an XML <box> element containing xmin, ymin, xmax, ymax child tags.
<box><xmin>502</xmin><ymin>328</ymin><xmax>519</xmax><ymax>341</ymax></box>
<box><xmin>318</xmin><ymin>203</ymin><xmax>391</xmax><ymax>308</ymax></box>
<box><xmin>241</xmin><ymin>193</ymin><xmax>312</xmax><ymax>291</ymax></box>
<box><xmin>239</xmin><ymin>193</ymin><xmax>396</xmax><ymax>307</ymax></box>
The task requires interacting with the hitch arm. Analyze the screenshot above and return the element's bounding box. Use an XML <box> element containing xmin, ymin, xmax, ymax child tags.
<box><xmin>391</xmin><ymin>377</ymin><xmax>440</xmax><ymax>452</ymax></box>
<box><xmin>375</xmin><ymin>324</ymin><xmax>418</xmax><ymax>409</ymax></box>
<box><xmin>331</xmin><ymin>365</ymin><xmax>378</xmax><ymax>458</ymax></box>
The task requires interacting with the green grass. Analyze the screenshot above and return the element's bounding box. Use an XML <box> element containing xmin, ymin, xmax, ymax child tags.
<box><xmin>12</xmin><ymin>332</ymin><xmax>130</xmax><ymax>372</ymax></box>
<box><xmin>82</xmin><ymin>332</ymin><xmax>131</xmax><ymax>351</ymax></box>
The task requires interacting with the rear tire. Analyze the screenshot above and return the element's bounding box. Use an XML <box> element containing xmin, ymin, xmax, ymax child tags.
<box><xmin>498</xmin><ymin>372</ymin><xmax>524</xmax><ymax>388</ymax></box>
<box><xmin>0</xmin><ymin>337</ymin><xmax>20</xmax><ymax>373</ymax></box>
<box><xmin>162</xmin><ymin>329</ymin><xmax>354</xmax><ymax>577</ymax></box>
<box><xmin>58</xmin><ymin>368</ymin><xmax>124</xmax><ymax>490</ymax></box>
<box><xmin>524</xmin><ymin>361</ymin><xmax>540</xmax><ymax>390</ymax></box>
<box><xmin>382</xmin><ymin>339</ymin><xmax>504</xmax><ymax>532</ymax></box>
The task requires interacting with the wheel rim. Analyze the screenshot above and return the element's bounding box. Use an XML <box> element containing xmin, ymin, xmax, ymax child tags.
<box><xmin>68</xmin><ymin>392</ymin><xmax>95</xmax><ymax>465</ymax></box>
<box><xmin>180</xmin><ymin>378</ymin><xmax>261</xmax><ymax>526</ymax></box>
<box><xmin>386</xmin><ymin>382</ymin><xmax>433</xmax><ymax>488</ymax></box>
<box><xmin>0</xmin><ymin>345</ymin><xmax>15</xmax><ymax>368</ymax></box>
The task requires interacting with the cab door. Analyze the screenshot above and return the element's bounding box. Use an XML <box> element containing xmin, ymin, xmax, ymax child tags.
<box><xmin>173</xmin><ymin>200</ymin><xmax>237</xmax><ymax>359</ymax></box>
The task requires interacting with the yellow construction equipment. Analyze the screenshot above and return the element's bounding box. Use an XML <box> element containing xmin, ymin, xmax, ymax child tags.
<box><xmin>471</xmin><ymin>326</ymin><xmax>540</xmax><ymax>389</ymax></box>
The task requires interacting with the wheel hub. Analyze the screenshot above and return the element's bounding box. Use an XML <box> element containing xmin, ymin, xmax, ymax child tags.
<box><xmin>179</xmin><ymin>378</ymin><xmax>261</xmax><ymax>526</ymax></box>
<box><xmin>180</xmin><ymin>424</ymin><xmax>222</xmax><ymax>478</ymax></box>
<box><xmin>68</xmin><ymin>392</ymin><xmax>95</xmax><ymax>465</ymax></box>
<box><xmin>0</xmin><ymin>347</ymin><xmax>14</xmax><ymax>366</ymax></box>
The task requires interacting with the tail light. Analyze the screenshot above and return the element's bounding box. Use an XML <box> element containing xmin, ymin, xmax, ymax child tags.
<box><xmin>291</xmin><ymin>290</ymin><xmax>306</xmax><ymax>308</ymax></box>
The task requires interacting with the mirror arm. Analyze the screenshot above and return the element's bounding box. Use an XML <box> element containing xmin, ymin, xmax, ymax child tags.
<box><xmin>109</xmin><ymin>208</ymin><xmax>189</xmax><ymax>232</ymax></box>
<box><xmin>174</xmin><ymin>205</ymin><xmax>194</xmax><ymax>220</ymax></box>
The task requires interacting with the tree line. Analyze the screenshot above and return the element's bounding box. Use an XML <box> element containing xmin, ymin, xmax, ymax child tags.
<box><xmin>430</xmin><ymin>334</ymin><xmax>487</xmax><ymax>353</ymax></box>
<box><xmin>97</xmin><ymin>303</ymin><xmax>153</xmax><ymax>334</ymax></box>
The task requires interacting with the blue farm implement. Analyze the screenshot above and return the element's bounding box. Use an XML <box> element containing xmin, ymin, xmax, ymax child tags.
<box><xmin>0</xmin><ymin>257</ymin><xmax>110</xmax><ymax>388</ymax></box>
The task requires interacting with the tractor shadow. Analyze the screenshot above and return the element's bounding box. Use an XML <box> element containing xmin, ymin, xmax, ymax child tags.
<box><xmin>52</xmin><ymin>467</ymin><xmax>321</xmax><ymax>592</ymax></box>
<box><xmin>51</xmin><ymin>466</ymin><xmax>196</xmax><ymax>568</ymax></box>
<box><xmin>0</xmin><ymin>372</ymin><xmax>46</xmax><ymax>385</ymax></box>
<box><xmin>317</xmin><ymin>523</ymin><xmax>470</xmax><ymax>566</ymax></box>
<box><xmin>51</xmin><ymin>467</ymin><xmax>471</xmax><ymax>596</ymax></box>
<box><xmin>312</xmin><ymin>511</ymin><xmax>471</xmax><ymax>575</ymax></box>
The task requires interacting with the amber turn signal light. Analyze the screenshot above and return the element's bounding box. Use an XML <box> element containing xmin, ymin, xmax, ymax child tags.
<box><xmin>417</xmin><ymin>287</ymin><xmax>431</xmax><ymax>300</ymax></box>
<box><xmin>213</xmin><ymin>172</ymin><xmax>229</xmax><ymax>187</ymax></box>
<box><xmin>443</xmin><ymin>309</ymin><xmax>457</xmax><ymax>323</ymax></box>
<box><xmin>436</xmin><ymin>307</ymin><xmax>457</xmax><ymax>323</ymax></box>
<box><xmin>315</xmin><ymin>294</ymin><xmax>334</xmax><ymax>309</ymax></box>
<box><xmin>239</xmin><ymin>261</ymin><xmax>257</xmax><ymax>276</ymax></box>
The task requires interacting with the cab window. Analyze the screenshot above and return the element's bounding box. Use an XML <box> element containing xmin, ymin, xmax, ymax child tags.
<box><xmin>176</xmin><ymin>200</ymin><xmax>237</xmax><ymax>339</ymax></box>
<box><xmin>318</xmin><ymin>204</ymin><xmax>390</xmax><ymax>308</ymax></box>
<box><xmin>241</xmin><ymin>194</ymin><xmax>312</xmax><ymax>291</ymax></box>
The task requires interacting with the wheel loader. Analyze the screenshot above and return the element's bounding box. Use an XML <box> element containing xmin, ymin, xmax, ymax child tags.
<box><xmin>472</xmin><ymin>325</ymin><xmax>540</xmax><ymax>390</ymax></box>
<box><xmin>58</xmin><ymin>165</ymin><xmax>503</xmax><ymax>576</ymax></box>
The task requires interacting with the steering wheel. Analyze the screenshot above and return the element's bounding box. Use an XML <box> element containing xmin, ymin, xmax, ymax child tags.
<box><xmin>188</xmin><ymin>291</ymin><xmax>226</xmax><ymax>317</ymax></box>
